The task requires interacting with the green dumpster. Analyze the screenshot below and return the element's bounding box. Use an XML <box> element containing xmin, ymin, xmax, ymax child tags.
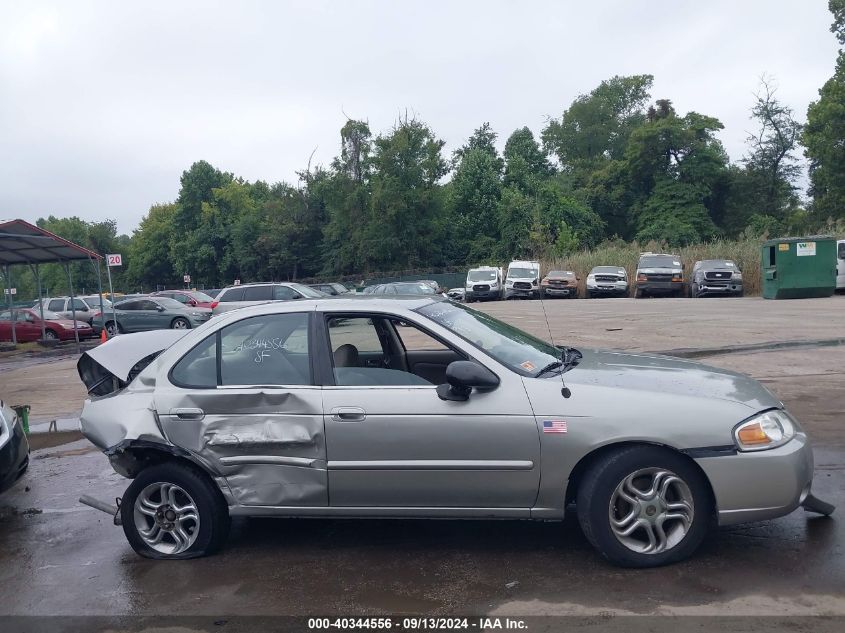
<box><xmin>761</xmin><ymin>236</ymin><xmax>837</xmax><ymax>299</ymax></box>
<box><xmin>12</xmin><ymin>404</ymin><xmax>30</xmax><ymax>434</ymax></box>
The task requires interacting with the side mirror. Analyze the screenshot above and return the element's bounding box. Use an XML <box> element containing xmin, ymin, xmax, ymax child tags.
<box><xmin>156</xmin><ymin>306</ymin><xmax>165</xmax><ymax>312</ymax></box>
<box><xmin>437</xmin><ymin>360</ymin><xmax>500</xmax><ymax>402</ymax></box>
<box><xmin>188</xmin><ymin>299</ymin><xmax>197</xmax><ymax>306</ymax></box>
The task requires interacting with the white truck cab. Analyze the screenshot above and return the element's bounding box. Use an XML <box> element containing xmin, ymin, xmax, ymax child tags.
<box><xmin>465</xmin><ymin>266</ymin><xmax>504</xmax><ymax>302</ymax></box>
<box><xmin>505</xmin><ymin>260</ymin><xmax>541</xmax><ymax>299</ymax></box>
<box><xmin>837</xmin><ymin>239</ymin><xmax>845</xmax><ymax>291</ymax></box>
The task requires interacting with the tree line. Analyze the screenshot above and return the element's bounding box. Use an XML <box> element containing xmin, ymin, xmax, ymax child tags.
<box><xmin>7</xmin><ymin>1</ymin><xmax>845</xmax><ymax>296</ymax></box>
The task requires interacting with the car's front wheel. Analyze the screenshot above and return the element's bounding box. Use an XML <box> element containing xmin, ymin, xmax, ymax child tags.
<box><xmin>120</xmin><ymin>462</ymin><xmax>230</xmax><ymax>559</ymax></box>
<box><xmin>171</xmin><ymin>317</ymin><xmax>190</xmax><ymax>329</ymax></box>
<box><xmin>577</xmin><ymin>446</ymin><xmax>712</xmax><ymax>567</ymax></box>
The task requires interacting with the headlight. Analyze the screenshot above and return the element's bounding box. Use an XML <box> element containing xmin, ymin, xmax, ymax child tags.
<box><xmin>490</xmin><ymin>281</ymin><xmax>498</xmax><ymax>288</ymax></box>
<box><xmin>732</xmin><ymin>272</ymin><xmax>743</xmax><ymax>280</ymax></box>
<box><xmin>61</xmin><ymin>323</ymin><xmax>74</xmax><ymax>329</ymax></box>
<box><xmin>191</xmin><ymin>312</ymin><xmax>201</xmax><ymax>316</ymax></box>
<box><xmin>465</xmin><ymin>284</ymin><xmax>472</xmax><ymax>290</ymax></box>
<box><xmin>734</xmin><ymin>410</ymin><xmax>796</xmax><ymax>451</ymax></box>
<box><xmin>506</xmin><ymin>280</ymin><xmax>514</xmax><ymax>287</ymax></box>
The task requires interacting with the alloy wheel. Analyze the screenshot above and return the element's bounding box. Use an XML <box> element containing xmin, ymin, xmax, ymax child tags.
<box><xmin>608</xmin><ymin>467</ymin><xmax>694</xmax><ymax>554</ymax></box>
<box><xmin>133</xmin><ymin>482</ymin><xmax>201</xmax><ymax>555</ymax></box>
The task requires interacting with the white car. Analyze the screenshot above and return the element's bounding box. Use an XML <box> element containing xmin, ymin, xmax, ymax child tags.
<box><xmin>504</xmin><ymin>260</ymin><xmax>540</xmax><ymax>299</ymax></box>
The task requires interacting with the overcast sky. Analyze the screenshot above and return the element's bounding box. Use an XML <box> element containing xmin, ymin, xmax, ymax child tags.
<box><xmin>0</xmin><ymin>1</ymin><xmax>839</xmax><ymax>235</ymax></box>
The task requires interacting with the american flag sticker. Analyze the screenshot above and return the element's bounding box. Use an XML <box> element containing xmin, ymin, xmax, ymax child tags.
<box><xmin>543</xmin><ymin>419</ymin><xmax>568</xmax><ymax>434</ymax></box>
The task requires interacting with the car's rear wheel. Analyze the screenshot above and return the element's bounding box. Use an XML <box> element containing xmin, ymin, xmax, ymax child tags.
<box><xmin>171</xmin><ymin>317</ymin><xmax>190</xmax><ymax>329</ymax></box>
<box><xmin>121</xmin><ymin>462</ymin><xmax>230</xmax><ymax>560</ymax></box>
<box><xmin>577</xmin><ymin>445</ymin><xmax>712</xmax><ymax>567</ymax></box>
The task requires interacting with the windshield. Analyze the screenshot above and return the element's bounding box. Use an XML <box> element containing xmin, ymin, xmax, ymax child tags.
<box><xmin>592</xmin><ymin>267</ymin><xmax>626</xmax><ymax>275</ymax></box>
<box><xmin>290</xmin><ymin>283</ymin><xmax>325</xmax><ymax>298</ymax></box>
<box><xmin>507</xmin><ymin>267</ymin><xmax>537</xmax><ymax>279</ymax></box>
<box><xmin>468</xmin><ymin>270</ymin><xmax>497</xmax><ymax>282</ymax></box>
<box><xmin>416</xmin><ymin>301</ymin><xmax>560</xmax><ymax>377</ymax></box>
<box><xmin>189</xmin><ymin>291</ymin><xmax>214</xmax><ymax>302</ymax></box>
<box><xmin>639</xmin><ymin>255</ymin><xmax>679</xmax><ymax>268</ymax></box>
<box><xmin>701</xmin><ymin>260</ymin><xmax>736</xmax><ymax>269</ymax></box>
<box><xmin>39</xmin><ymin>310</ymin><xmax>63</xmax><ymax>319</ymax></box>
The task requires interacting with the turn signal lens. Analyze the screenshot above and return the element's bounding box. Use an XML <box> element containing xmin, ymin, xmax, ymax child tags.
<box><xmin>637</xmin><ymin>273</ymin><xmax>647</xmax><ymax>282</ymax></box>
<box><xmin>737</xmin><ymin>422</ymin><xmax>770</xmax><ymax>445</ymax></box>
<box><xmin>734</xmin><ymin>410</ymin><xmax>796</xmax><ymax>452</ymax></box>
<box><xmin>210</xmin><ymin>301</ymin><xmax>219</xmax><ymax>309</ymax></box>
<box><xmin>672</xmin><ymin>274</ymin><xmax>684</xmax><ymax>282</ymax></box>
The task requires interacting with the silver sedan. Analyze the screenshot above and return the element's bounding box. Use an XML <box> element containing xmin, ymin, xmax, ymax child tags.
<box><xmin>76</xmin><ymin>296</ymin><xmax>832</xmax><ymax>566</ymax></box>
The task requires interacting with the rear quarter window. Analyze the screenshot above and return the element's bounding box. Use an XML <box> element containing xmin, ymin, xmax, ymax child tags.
<box><xmin>220</xmin><ymin>288</ymin><xmax>245</xmax><ymax>302</ymax></box>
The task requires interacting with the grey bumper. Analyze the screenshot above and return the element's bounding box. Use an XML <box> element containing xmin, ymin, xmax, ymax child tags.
<box><xmin>505</xmin><ymin>287</ymin><xmax>538</xmax><ymax>298</ymax></box>
<box><xmin>695</xmin><ymin>433</ymin><xmax>814</xmax><ymax>526</ymax></box>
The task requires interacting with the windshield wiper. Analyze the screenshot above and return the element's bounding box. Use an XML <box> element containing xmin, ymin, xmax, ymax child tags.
<box><xmin>535</xmin><ymin>360</ymin><xmax>563</xmax><ymax>377</ymax></box>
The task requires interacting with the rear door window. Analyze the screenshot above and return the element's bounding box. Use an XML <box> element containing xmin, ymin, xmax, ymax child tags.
<box><xmin>243</xmin><ymin>285</ymin><xmax>273</xmax><ymax>301</ymax></box>
<box><xmin>48</xmin><ymin>299</ymin><xmax>65</xmax><ymax>312</ymax></box>
<box><xmin>220</xmin><ymin>288</ymin><xmax>245</xmax><ymax>302</ymax></box>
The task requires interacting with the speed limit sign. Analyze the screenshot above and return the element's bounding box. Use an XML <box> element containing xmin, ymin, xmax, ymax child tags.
<box><xmin>106</xmin><ymin>253</ymin><xmax>123</xmax><ymax>267</ymax></box>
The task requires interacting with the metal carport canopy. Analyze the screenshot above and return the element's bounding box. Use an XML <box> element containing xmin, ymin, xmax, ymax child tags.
<box><xmin>0</xmin><ymin>218</ymin><xmax>101</xmax><ymax>264</ymax></box>
<box><xmin>0</xmin><ymin>218</ymin><xmax>105</xmax><ymax>351</ymax></box>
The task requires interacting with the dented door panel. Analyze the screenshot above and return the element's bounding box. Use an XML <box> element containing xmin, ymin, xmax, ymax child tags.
<box><xmin>156</xmin><ymin>386</ymin><xmax>327</xmax><ymax>507</ymax></box>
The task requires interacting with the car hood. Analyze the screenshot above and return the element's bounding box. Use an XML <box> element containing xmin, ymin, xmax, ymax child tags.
<box><xmin>564</xmin><ymin>348</ymin><xmax>780</xmax><ymax>410</ymax></box>
<box><xmin>78</xmin><ymin>329</ymin><xmax>190</xmax><ymax>394</ymax></box>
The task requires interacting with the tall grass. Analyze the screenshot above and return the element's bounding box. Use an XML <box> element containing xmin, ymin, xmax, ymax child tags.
<box><xmin>543</xmin><ymin>237</ymin><xmax>766</xmax><ymax>296</ymax></box>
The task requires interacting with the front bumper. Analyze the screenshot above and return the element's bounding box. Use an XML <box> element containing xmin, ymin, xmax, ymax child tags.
<box><xmin>637</xmin><ymin>281</ymin><xmax>684</xmax><ymax>294</ymax></box>
<box><xmin>467</xmin><ymin>289</ymin><xmax>500</xmax><ymax>300</ymax></box>
<box><xmin>698</xmin><ymin>282</ymin><xmax>743</xmax><ymax>296</ymax></box>
<box><xmin>542</xmin><ymin>286</ymin><xmax>575</xmax><ymax>297</ymax></box>
<box><xmin>505</xmin><ymin>287</ymin><xmax>538</xmax><ymax>299</ymax></box>
<box><xmin>588</xmin><ymin>284</ymin><xmax>628</xmax><ymax>296</ymax></box>
<box><xmin>0</xmin><ymin>419</ymin><xmax>30</xmax><ymax>494</ymax></box>
<box><xmin>695</xmin><ymin>433</ymin><xmax>814</xmax><ymax>526</ymax></box>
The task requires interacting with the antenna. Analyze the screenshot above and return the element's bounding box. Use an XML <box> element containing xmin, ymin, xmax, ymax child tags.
<box><xmin>536</xmin><ymin>274</ymin><xmax>572</xmax><ymax>399</ymax></box>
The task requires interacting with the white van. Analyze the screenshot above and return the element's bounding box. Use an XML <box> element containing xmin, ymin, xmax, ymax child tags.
<box><xmin>505</xmin><ymin>260</ymin><xmax>540</xmax><ymax>299</ymax></box>
<box><xmin>464</xmin><ymin>266</ymin><xmax>503</xmax><ymax>302</ymax></box>
<box><xmin>837</xmin><ymin>239</ymin><xmax>845</xmax><ymax>291</ymax></box>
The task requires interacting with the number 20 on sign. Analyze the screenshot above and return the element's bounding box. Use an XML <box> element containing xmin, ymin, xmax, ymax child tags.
<box><xmin>106</xmin><ymin>253</ymin><xmax>123</xmax><ymax>267</ymax></box>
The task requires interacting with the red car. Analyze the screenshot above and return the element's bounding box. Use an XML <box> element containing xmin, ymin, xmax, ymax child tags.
<box><xmin>150</xmin><ymin>290</ymin><xmax>215</xmax><ymax>308</ymax></box>
<box><xmin>0</xmin><ymin>308</ymin><xmax>93</xmax><ymax>342</ymax></box>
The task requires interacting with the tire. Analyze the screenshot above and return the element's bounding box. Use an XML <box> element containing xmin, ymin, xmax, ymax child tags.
<box><xmin>690</xmin><ymin>284</ymin><xmax>699</xmax><ymax>298</ymax></box>
<box><xmin>171</xmin><ymin>317</ymin><xmax>190</xmax><ymax>330</ymax></box>
<box><xmin>576</xmin><ymin>445</ymin><xmax>713</xmax><ymax>568</ymax></box>
<box><xmin>120</xmin><ymin>461</ymin><xmax>230</xmax><ymax>560</ymax></box>
<box><xmin>43</xmin><ymin>329</ymin><xmax>59</xmax><ymax>340</ymax></box>
<box><xmin>635</xmin><ymin>289</ymin><xmax>645</xmax><ymax>298</ymax></box>
<box><xmin>105</xmin><ymin>321</ymin><xmax>121</xmax><ymax>337</ymax></box>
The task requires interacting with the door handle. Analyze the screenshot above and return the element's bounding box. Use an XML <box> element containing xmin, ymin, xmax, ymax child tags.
<box><xmin>331</xmin><ymin>407</ymin><xmax>366</xmax><ymax>422</ymax></box>
<box><xmin>172</xmin><ymin>407</ymin><xmax>205</xmax><ymax>420</ymax></box>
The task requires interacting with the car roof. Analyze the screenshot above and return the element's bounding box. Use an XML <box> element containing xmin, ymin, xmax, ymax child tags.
<box><xmin>211</xmin><ymin>294</ymin><xmax>443</xmax><ymax>320</ymax></box>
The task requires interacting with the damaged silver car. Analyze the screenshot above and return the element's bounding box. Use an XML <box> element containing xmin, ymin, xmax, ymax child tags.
<box><xmin>77</xmin><ymin>297</ymin><xmax>833</xmax><ymax>567</ymax></box>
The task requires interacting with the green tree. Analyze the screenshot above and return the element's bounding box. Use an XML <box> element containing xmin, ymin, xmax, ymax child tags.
<box><xmin>503</xmin><ymin>127</ymin><xmax>550</xmax><ymax>193</ymax></box>
<box><xmin>126</xmin><ymin>204</ymin><xmax>178</xmax><ymax>289</ymax></box>
<box><xmin>543</xmin><ymin>74</ymin><xmax>653</xmax><ymax>168</ymax></box>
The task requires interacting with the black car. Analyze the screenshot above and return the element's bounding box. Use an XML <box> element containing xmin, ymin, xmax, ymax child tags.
<box><xmin>0</xmin><ymin>401</ymin><xmax>29</xmax><ymax>494</ymax></box>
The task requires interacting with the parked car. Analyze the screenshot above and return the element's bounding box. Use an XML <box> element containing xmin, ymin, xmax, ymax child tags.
<box><xmin>0</xmin><ymin>308</ymin><xmax>94</xmax><ymax>342</ymax></box>
<box><xmin>586</xmin><ymin>266</ymin><xmax>629</xmax><ymax>298</ymax></box>
<box><xmin>540</xmin><ymin>270</ymin><xmax>579</xmax><ymax>298</ymax></box>
<box><xmin>77</xmin><ymin>296</ymin><xmax>832</xmax><ymax>566</ymax></box>
<box><xmin>446</xmin><ymin>287</ymin><xmax>466</xmax><ymax>301</ymax></box>
<box><xmin>93</xmin><ymin>297</ymin><xmax>211</xmax><ymax>337</ymax></box>
<box><xmin>34</xmin><ymin>296</ymin><xmax>111</xmax><ymax>331</ymax></box>
<box><xmin>837</xmin><ymin>239</ymin><xmax>845</xmax><ymax>291</ymax></box>
<box><xmin>505</xmin><ymin>260</ymin><xmax>541</xmax><ymax>299</ymax></box>
<box><xmin>0</xmin><ymin>400</ymin><xmax>29</xmax><ymax>494</ymax></box>
<box><xmin>151</xmin><ymin>290</ymin><xmax>216</xmax><ymax>308</ymax></box>
<box><xmin>417</xmin><ymin>280</ymin><xmax>444</xmax><ymax>294</ymax></box>
<box><xmin>367</xmin><ymin>282</ymin><xmax>438</xmax><ymax>295</ymax></box>
<box><xmin>465</xmin><ymin>266</ymin><xmax>503</xmax><ymax>302</ymax></box>
<box><xmin>690</xmin><ymin>260</ymin><xmax>744</xmax><ymax>297</ymax></box>
<box><xmin>635</xmin><ymin>253</ymin><xmax>685</xmax><ymax>298</ymax></box>
<box><xmin>211</xmin><ymin>283</ymin><xmax>325</xmax><ymax>315</ymax></box>
<box><xmin>309</xmin><ymin>282</ymin><xmax>353</xmax><ymax>296</ymax></box>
